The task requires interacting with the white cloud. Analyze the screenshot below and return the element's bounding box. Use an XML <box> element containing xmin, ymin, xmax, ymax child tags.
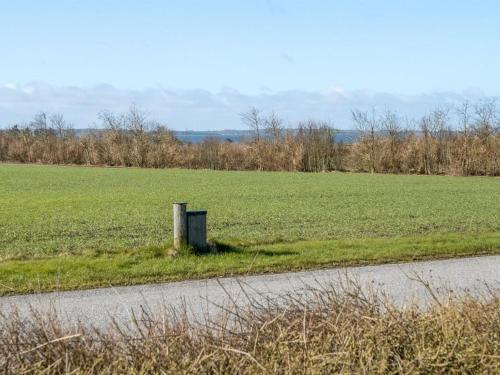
<box><xmin>0</xmin><ymin>82</ymin><xmax>491</xmax><ymax>130</ymax></box>
<box><xmin>3</xmin><ymin>83</ymin><xmax>17</xmax><ymax>90</ymax></box>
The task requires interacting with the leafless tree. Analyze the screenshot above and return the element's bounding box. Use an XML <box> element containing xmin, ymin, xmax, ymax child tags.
<box><xmin>264</xmin><ymin>111</ymin><xmax>284</xmax><ymax>140</ymax></box>
<box><xmin>30</xmin><ymin>112</ymin><xmax>49</xmax><ymax>137</ymax></box>
<box><xmin>473</xmin><ymin>98</ymin><xmax>497</xmax><ymax>139</ymax></box>
<box><xmin>418</xmin><ymin>107</ymin><xmax>449</xmax><ymax>174</ymax></box>
<box><xmin>98</xmin><ymin>110</ymin><xmax>125</xmax><ymax>132</ymax></box>
<box><xmin>241</xmin><ymin>107</ymin><xmax>263</xmax><ymax>142</ymax></box>
<box><xmin>49</xmin><ymin>113</ymin><xmax>74</xmax><ymax>139</ymax></box>
<box><xmin>457</xmin><ymin>101</ymin><xmax>472</xmax><ymax>175</ymax></box>
<box><xmin>419</xmin><ymin>114</ymin><xmax>433</xmax><ymax>174</ymax></box>
<box><xmin>380</xmin><ymin>110</ymin><xmax>402</xmax><ymax>172</ymax></box>
<box><xmin>297</xmin><ymin>120</ymin><xmax>336</xmax><ymax>172</ymax></box>
<box><xmin>125</xmin><ymin>105</ymin><xmax>153</xmax><ymax>167</ymax></box>
<box><xmin>352</xmin><ymin>108</ymin><xmax>380</xmax><ymax>173</ymax></box>
<box><xmin>126</xmin><ymin>104</ymin><xmax>150</xmax><ymax>136</ymax></box>
<box><xmin>427</xmin><ymin>107</ymin><xmax>451</xmax><ymax>174</ymax></box>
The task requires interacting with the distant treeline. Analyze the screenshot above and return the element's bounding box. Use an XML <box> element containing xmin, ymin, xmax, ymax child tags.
<box><xmin>1</xmin><ymin>102</ymin><xmax>499</xmax><ymax>175</ymax></box>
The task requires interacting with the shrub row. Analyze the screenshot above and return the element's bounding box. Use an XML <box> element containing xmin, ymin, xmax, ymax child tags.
<box><xmin>1</xmin><ymin>103</ymin><xmax>499</xmax><ymax>175</ymax></box>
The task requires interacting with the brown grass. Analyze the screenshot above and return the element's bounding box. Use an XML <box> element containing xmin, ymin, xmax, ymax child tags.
<box><xmin>1</xmin><ymin>282</ymin><xmax>499</xmax><ymax>374</ymax></box>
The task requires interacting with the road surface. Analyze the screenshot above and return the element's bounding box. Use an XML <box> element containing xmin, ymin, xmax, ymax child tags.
<box><xmin>1</xmin><ymin>255</ymin><xmax>499</xmax><ymax>329</ymax></box>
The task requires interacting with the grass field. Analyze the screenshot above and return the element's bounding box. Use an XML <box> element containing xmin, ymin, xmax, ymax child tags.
<box><xmin>1</xmin><ymin>164</ymin><xmax>499</xmax><ymax>294</ymax></box>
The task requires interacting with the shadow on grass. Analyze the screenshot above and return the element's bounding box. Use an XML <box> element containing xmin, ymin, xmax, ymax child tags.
<box><xmin>204</xmin><ymin>241</ymin><xmax>298</xmax><ymax>257</ymax></box>
<box><xmin>85</xmin><ymin>241</ymin><xmax>299</xmax><ymax>259</ymax></box>
<box><xmin>247</xmin><ymin>249</ymin><xmax>299</xmax><ymax>257</ymax></box>
<box><xmin>207</xmin><ymin>240</ymin><xmax>243</xmax><ymax>255</ymax></box>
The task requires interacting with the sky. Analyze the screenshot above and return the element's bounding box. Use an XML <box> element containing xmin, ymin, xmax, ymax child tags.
<box><xmin>1</xmin><ymin>0</ymin><xmax>500</xmax><ymax>129</ymax></box>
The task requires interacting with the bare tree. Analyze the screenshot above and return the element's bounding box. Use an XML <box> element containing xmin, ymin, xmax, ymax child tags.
<box><xmin>457</xmin><ymin>101</ymin><xmax>472</xmax><ymax>175</ymax></box>
<box><xmin>352</xmin><ymin>108</ymin><xmax>380</xmax><ymax>173</ymax></box>
<box><xmin>419</xmin><ymin>114</ymin><xmax>433</xmax><ymax>175</ymax></box>
<box><xmin>380</xmin><ymin>110</ymin><xmax>402</xmax><ymax>172</ymax></box>
<box><xmin>240</xmin><ymin>107</ymin><xmax>263</xmax><ymax>142</ymax></box>
<box><xmin>264</xmin><ymin>111</ymin><xmax>284</xmax><ymax>140</ymax></box>
<box><xmin>98</xmin><ymin>110</ymin><xmax>127</xmax><ymax>165</ymax></box>
<box><xmin>433</xmin><ymin>107</ymin><xmax>451</xmax><ymax>173</ymax></box>
<box><xmin>125</xmin><ymin>104</ymin><xmax>152</xmax><ymax>167</ymax></box>
<box><xmin>98</xmin><ymin>110</ymin><xmax>125</xmax><ymax>132</ymax></box>
<box><xmin>49</xmin><ymin>113</ymin><xmax>74</xmax><ymax>139</ymax></box>
<box><xmin>297</xmin><ymin>120</ymin><xmax>336</xmax><ymax>172</ymax></box>
<box><xmin>126</xmin><ymin>104</ymin><xmax>150</xmax><ymax>136</ymax></box>
<box><xmin>30</xmin><ymin>112</ymin><xmax>49</xmax><ymax>137</ymax></box>
<box><xmin>473</xmin><ymin>98</ymin><xmax>497</xmax><ymax>139</ymax></box>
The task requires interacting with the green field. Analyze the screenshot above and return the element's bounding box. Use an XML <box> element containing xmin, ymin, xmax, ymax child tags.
<box><xmin>1</xmin><ymin>164</ymin><xmax>499</xmax><ymax>294</ymax></box>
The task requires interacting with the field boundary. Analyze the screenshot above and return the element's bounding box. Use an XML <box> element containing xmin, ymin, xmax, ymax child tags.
<box><xmin>1</xmin><ymin>232</ymin><xmax>499</xmax><ymax>296</ymax></box>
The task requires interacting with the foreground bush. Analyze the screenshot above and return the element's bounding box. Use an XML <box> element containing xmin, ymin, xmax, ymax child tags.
<box><xmin>1</xmin><ymin>284</ymin><xmax>499</xmax><ymax>374</ymax></box>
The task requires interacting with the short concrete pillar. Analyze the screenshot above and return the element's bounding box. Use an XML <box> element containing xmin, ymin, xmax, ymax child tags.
<box><xmin>173</xmin><ymin>202</ymin><xmax>187</xmax><ymax>250</ymax></box>
<box><xmin>187</xmin><ymin>210</ymin><xmax>207</xmax><ymax>252</ymax></box>
<box><xmin>173</xmin><ymin>202</ymin><xmax>208</xmax><ymax>252</ymax></box>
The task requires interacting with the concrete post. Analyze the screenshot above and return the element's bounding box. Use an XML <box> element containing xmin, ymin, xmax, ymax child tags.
<box><xmin>187</xmin><ymin>210</ymin><xmax>207</xmax><ymax>252</ymax></box>
<box><xmin>173</xmin><ymin>202</ymin><xmax>187</xmax><ymax>250</ymax></box>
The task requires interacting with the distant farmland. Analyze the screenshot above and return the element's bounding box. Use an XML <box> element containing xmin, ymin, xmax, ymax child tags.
<box><xmin>0</xmin><ymin>164</ymin><xmax>499</xmax><ymax>294</ymax></box>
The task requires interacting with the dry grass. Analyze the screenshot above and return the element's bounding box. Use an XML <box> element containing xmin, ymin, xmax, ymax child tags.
<box><xmin>1</xmin><ymin>282</ymin><xmax>499</xmax><ymax>374</ymax></box>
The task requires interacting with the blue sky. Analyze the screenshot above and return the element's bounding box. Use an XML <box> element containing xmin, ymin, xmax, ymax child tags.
<box><xmin>1</xmin><ymin>0</ymin><xmax>499</xmax><ymax>129</ymax></box>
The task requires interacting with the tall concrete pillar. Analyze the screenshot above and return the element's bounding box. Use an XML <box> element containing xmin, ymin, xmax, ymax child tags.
<box><xmin>173</xmin><ymin>202</ymin><xmax>187</xmax><ymax>250</ymax></box>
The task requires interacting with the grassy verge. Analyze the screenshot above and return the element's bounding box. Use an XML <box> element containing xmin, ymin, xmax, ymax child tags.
<box><xmin>1</xmin><ymin>232</ymin><xmax>499</xmax><ymax>296</ymax></box>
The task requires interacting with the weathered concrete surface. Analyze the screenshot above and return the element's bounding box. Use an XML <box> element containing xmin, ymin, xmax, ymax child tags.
<box><xmin>187</xmin><ymin>210</ymin><xmax>207</xmax><ymax>251</ymax></box>
<box><xmin>173</xmin><ymin>202</ymin><xmax>187</xmax><ymax>250</ymax></box>
<box><xmin>1</xmin><ymin>255</ymin><xmax>499</xmax><ymax>329</ymax></box>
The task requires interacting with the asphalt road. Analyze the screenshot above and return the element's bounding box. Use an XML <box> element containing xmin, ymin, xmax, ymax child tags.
<box><xmin>1</xmin><ymin>255</ymin><xmax>499</xmax><ymax>329</ymax></box>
